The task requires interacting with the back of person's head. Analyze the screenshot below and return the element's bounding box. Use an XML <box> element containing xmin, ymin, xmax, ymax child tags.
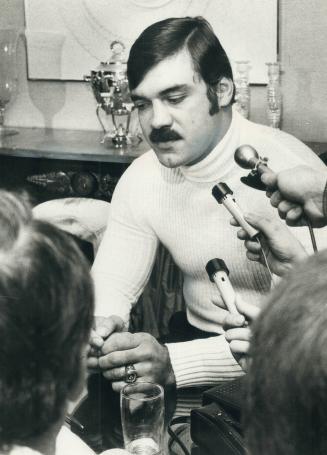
<box><xmin>245</xmin><ymin>250</ymin><xmax>327</xmax><ymax>455</ymax></box>
<box><xmin>127</xmin><ymin>16</ymin><xmax>234</xmax><ymax>113</ymax></box>
<box><xmin>0</xmin><ymin>191</ymin><xmax>94</xmax><ymax>451</ymax></box>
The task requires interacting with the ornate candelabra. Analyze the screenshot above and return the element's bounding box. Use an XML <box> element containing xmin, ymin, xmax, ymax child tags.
<box><xmin>84</xmin><ymin>41</ymin><xmax>141</xmax><ymax>148</ymax></box>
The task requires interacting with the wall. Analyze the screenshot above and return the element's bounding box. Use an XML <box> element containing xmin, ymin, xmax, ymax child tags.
<box><xmin>279</xmin><ymin>0</ymin><xmax>327</xmax><ymax>142</ymax></box>
<box><xmin>1</xmin><ymin>0</ymin><xmax>327</xmax><ymax>142</ymax></box>
<box><xmin>1</xmin><ymin>0</ymin><xmax>100</xmax><ymax>131</ymax></box>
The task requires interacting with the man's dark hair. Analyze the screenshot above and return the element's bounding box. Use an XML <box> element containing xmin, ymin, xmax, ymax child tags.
<box><xmin>127</xmin><ymin>16</ymin><xmax>234</xmax><ymax>115</ymax></box>
<box><xmin>245</xmin><ymin>250</ymin><xmax>327</xmax><ymax>455</ymax></box>
<box><xmin>0</xmin><ymin>191</ymin><xmax>94</xmax><ymax>451</ymax></box>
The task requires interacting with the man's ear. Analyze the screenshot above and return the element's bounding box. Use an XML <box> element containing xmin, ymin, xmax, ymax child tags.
<box><xmin>216</xmin><ymin>77</ymin><xmax>234</xmax><ymax>108</ymax></box>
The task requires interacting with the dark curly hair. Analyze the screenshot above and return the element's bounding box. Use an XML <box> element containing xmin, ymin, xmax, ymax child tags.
<box><xmin>0</xmin><ymin>191</ymin><xmax>94</xmax><ymax>451</ymax></box>
<box><xmin>127</xmin><ymin>16</ymin><xmax>235</xmax><ymax>115</ymax></box>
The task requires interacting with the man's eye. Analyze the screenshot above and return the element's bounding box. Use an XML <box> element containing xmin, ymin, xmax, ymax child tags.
<box><xmin>167</xmin><ymin>95</ymin><xmax>186</xmax><ymax>105</ymax></box>
<box><xmin>134</xmin><ymin>102</ymin><xmax>149</xmax><ymax>111</ymax></box>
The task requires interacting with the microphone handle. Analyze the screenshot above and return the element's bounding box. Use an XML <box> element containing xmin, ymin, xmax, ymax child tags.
<box><xmin>222</xmin><ymin>195</ymin><xmax>259</xmax><ymax>239</ymax></box>
<box><xmin>211</xmin><ymin>270</ymin><xmax>241</xmax><ymax>316</ymax></box>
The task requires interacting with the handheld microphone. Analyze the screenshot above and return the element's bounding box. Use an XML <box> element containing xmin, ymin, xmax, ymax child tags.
<box><xmin>212</xmin><ymin>181</ymin><xmax>274</xmax><ymax>281</ymax></box>
<box><xmin>234</xmin><ymin>144</ymin><xmax>318</xmax><ymax>252</ymax></box>
<box><xmin>234</xmin><ymin>144</ymin><xmax>268</xmax><ymax>171</ymax></box>
<box><xmin>205</xmin><ymin>258</ymin><xmax>241</xmax><ymax>316</ymax></box>
<box><xmin>234</xmin><ymin>144</ymin><xmax>269</xmax><ymax>190</ymax></box>
<box><xmin>212</xmin><ymin>182</ymin><xmax>259</xmax><ymax>239</ymax></box>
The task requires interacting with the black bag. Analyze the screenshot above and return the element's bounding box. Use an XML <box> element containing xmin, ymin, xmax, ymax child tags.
<box><xmin>190</xmin><ymin>378</ymin><xmax>246</xmax><ymax>455</ymax></box>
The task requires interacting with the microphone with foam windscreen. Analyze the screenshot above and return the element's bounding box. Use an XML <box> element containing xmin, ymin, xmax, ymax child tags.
<box><xmin>212</xmin><ymin>182</ymin><xmax>258</xmax><ymax>239</ymax></box>
<box><xmin>205</xmin><ymin>258</ymin><xmax>241</xmax><ymax>316</ymax></box>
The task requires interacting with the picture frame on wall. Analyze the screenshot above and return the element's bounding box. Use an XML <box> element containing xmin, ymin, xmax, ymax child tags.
<box><xmin>24</xmin><ymin>0</ymin><xmax>278</xmax><ymax>83</ymax></box>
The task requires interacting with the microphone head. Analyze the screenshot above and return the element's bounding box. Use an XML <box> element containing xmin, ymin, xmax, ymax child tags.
<box><xmin>212</xmin><ymin>182</ymin><xmax>233</xmax><ymax>203</ymax></box>
<box><xmin>206</xmin><ymin>258</ymin><xmax>229</xmax><ymax>282</ymax></box>
<box><xmin>234</xmin><ymin>145</ymin><xmax>259</xmax><ymax>169</ymax></box>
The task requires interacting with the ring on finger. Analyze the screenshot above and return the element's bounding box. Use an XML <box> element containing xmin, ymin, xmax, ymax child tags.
<box><xmin>125</xmin><ymin>364</ymin><xmax>137</xmax><ymax>383</ymax></box>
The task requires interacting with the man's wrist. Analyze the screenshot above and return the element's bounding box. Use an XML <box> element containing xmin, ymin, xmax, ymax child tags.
<box><xmin>162</xmin><ymin>344</ymin><xmax>176</xmax><ymax>386</ymax></box>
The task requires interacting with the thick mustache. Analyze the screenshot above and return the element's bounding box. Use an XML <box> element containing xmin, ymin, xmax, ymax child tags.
<box><xmin>149</xmin><ymin>127</ymin><xmax>182</xmax><ymax>143</ymax></box>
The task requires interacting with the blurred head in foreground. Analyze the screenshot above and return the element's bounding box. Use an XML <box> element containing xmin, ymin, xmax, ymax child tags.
<box><xmin>245</xmin><ymin>250</ymin><xmax>327</xmax><ymax>455</ymax></box>
<box><xmin>0</xmin><ymin>191</ymin><xmax>94</xmax><ymax>453</ymax></box>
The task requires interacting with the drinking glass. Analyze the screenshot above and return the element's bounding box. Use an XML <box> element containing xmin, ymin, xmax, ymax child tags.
<box><xmin>121</xmin><ymin>382</ymin><xmax>164</xmax><ymax>455</ymax></box>
<box><xmin>0</xmin><ymin>28</ymin><xmax>20</xmax><ymax>137</ymax></box>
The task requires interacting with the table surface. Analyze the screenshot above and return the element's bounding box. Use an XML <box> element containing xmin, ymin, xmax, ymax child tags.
<box><xmin>0</xmin><ymin>127</ymin><xmax>150</xmax><ymax>163</ymax></box>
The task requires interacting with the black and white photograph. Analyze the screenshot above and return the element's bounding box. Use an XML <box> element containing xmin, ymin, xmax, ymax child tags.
<box><xmin>0</xmin><ymin>1</ymin><xmax>327</xmax><ymax>454</ymax></box>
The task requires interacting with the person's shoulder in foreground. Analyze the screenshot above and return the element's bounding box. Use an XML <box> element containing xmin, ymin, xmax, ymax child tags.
<box><xmin>55</xmin><ymin>426</ymin><xmax>95</xmax><ymax>455</ymax></box>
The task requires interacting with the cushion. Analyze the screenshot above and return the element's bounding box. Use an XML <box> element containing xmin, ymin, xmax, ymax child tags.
<box><xmin>33</xmin><ymin>197</ymin><xmax>110</xmax><ymax>254</ymax></box>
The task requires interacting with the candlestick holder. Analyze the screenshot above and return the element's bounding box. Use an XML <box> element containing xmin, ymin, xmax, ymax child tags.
<box><xmin>0</xmin><ymin>28</ymin><xmax>21</xmax><ymax>137</ymax></box>
<box><xmin>234</xmin><ymin>61</ymin><xmax>251</xmax><ymax>119</ymax></box>
<box><xmin>266</xmin><ymin>62</ymin><xmax>282</xmax><ymax>129</ymax></box>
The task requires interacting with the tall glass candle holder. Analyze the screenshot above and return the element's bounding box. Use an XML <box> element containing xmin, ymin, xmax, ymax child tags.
<box><xmin>0</xmin><ymin>28</ymin><xmax>20</xmax><ymax>137</ymax></box>
<box><xmin>234</xmin><ymin>61</ymin><xmax>251</xmax><ymax>119</ymax></box>
<box><xmin>266</xmin><ymin>62</ymin><xmax>282</xmax><ymax>129</ymax></box>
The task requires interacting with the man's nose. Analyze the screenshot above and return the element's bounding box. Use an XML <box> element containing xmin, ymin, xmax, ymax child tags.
<box><xmin>151</xmin><ymin>100</ymin><xmax>173</xmax><ymax>130</ymax></box>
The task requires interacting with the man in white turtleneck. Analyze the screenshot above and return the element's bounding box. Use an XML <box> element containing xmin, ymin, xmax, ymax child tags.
<box><xmin>90</xmin><ymin>17</ymin><xmax>327</xmax><ymax>393</ymax></box>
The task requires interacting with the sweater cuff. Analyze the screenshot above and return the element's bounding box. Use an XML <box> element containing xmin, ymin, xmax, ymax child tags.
<box><xmin>323</xmin><ymin>179</ymin><xmax>327</xmax><ymax>219</ymax></box>
<box><xmin>166</xmin><ymin>335</ymin><xmax>244</xmax><ymax>389</ymax></box>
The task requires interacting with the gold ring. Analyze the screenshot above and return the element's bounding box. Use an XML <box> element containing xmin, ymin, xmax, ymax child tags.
<box><xmin>125</xmin><ymin>364</ymin><xmax>137</xmax><ymax>383</ymax></box>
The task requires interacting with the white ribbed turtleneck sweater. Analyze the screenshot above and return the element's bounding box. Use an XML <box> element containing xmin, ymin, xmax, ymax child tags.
<box><xmin>92</xmin><ymin>110</ymin><xmax>327</xmax><ymax>388</ymax></box>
